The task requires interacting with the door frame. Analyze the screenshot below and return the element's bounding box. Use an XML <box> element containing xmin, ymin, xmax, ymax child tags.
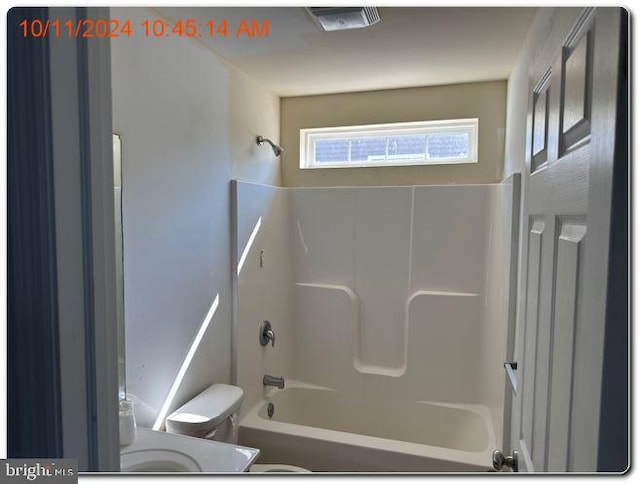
<box><xmin>7</xmin><ymin>6</ymin><xmax>120</xmax><ymax>470</ymax></box>
<box><xmin>595</xmin><ymin>8</ymin><xmax>629</xmax><ymax>472</ymax></box>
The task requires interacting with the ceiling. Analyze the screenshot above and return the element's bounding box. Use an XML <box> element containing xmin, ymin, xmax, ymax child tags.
<box><xmin>155</xmin><ymin>7</ymin><xmax>537</xmax><ymax>97</ymax></box>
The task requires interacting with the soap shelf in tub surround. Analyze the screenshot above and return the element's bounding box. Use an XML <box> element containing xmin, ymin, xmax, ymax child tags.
<box><xmin>295</xmin><ymin>282</ymin><xmax>480</xmax><ymax>378</ymax></box>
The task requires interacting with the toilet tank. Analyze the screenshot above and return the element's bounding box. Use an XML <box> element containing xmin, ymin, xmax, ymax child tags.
<box><xmin>165</xmin><ymin>384</ymin><xmax>244</xmax><ymax>444</ymax></box>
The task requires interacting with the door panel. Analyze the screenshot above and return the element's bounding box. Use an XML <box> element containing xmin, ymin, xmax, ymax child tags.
<box><xmin>531</xmin><ymin>216</ymin><xmax>557</xmax><ymax>470</ymax></box>
<box><xmin>519</xmin><ymin>218</ymin><xmax>544</xmax><ymax>458</ymax></box>
<box><xmin>532</xmin><ymin>72</ymin><xmax>551</xmax><ymax>171</ymax></box>
<box><xmin>547</xmin><ymin>219</ymin><xmax>586</xmax><ymax>471</ymax></box>
<box><xmin>560</xmin><ymin>20</ymin><xmax>594</xmax><ymax>153</ymax></box>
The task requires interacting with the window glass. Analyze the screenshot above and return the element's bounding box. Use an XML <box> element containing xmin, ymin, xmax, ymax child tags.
<box><xmin>300</xmin><ymin>119</ymin><xmax>478</xmax><ymax>169</ymax></box>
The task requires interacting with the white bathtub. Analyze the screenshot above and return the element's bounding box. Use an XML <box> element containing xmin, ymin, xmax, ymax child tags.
<box><xmin>239</xmin><ymin>382</ymin><xmax>495</xmax><ymax>472</ymax></box>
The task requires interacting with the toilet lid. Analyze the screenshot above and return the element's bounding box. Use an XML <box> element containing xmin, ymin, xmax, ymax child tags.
<box><xmin>166</xmin><ymin>384</ymin><xmax>243</xmax><ymax>434</ymax></box>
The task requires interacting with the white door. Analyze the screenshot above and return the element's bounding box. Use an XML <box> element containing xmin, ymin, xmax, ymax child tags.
<box><xmin>507</xmin><ymin>7</ymin><xmax>623</xmax><ymax>472</ymax></box>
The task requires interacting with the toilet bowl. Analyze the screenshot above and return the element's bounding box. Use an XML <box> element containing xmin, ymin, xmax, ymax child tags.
<box><xmin>249</xmin><ymin>464</ymin><xmax>312</xmax><ymax>473</ymax></box>
<box><xmin>165</xmin><ymin>384</ymin><xmax>311</xmax><ymax>473</ymax></box>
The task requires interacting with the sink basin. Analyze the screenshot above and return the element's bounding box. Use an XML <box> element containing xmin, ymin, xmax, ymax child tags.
<box><xmin>120</xmin><ymin>428</ymin><xmax>259</xmax><ymax>473</ymax></box>
<box><xmin>121</xmin><ymin>449</ymin><xmax>202</xmax><ymax>472</ymax></box>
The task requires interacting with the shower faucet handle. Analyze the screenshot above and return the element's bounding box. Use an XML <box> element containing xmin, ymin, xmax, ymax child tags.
<box><xmin>259</xmin><ymin>320</ymin><xmax>276</xmax><ymax>347</ymax></box>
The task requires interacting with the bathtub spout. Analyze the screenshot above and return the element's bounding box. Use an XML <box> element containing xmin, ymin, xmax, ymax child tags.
<box><xmin>263</xmin><ymin>374</ymin><xmax>285</xmax><ymax>389</ymax></box>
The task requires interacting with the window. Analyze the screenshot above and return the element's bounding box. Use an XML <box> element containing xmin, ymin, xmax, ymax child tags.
<box><xmin>300</xmin><ymin>118</ymin><xmax>478</xmax><ymax>169</ymax></box>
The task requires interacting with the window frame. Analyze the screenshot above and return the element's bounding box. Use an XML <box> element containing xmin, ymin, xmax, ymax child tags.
<box><xmin>299</xmin><ymin>118</ymin><xmax>479</xmax><ymax>169</ymax></box>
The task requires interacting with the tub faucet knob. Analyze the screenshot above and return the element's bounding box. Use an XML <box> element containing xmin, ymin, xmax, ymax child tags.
<box><xmin>259</xmin><ymin>320</ymin><xmax>276</xmax><ymax>347</ymax></box>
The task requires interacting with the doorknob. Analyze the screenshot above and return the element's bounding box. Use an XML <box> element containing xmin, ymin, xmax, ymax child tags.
<box><xmin>492</xmin><ymin>449</ymin><xmax>518</xmax><ymax>472</ymax></box>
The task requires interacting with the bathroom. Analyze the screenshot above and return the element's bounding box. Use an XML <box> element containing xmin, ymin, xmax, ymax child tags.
<box><xmin>6</xmin><ymin>4</ymin><xmax>628</xmax><ymax>475</ymax></box>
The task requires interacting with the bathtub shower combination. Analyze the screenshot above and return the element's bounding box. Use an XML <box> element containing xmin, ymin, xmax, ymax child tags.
<box><xmin>232</xmin><ymin>179</ymin><xmax>519</xmax><ymax>472</ymax></box>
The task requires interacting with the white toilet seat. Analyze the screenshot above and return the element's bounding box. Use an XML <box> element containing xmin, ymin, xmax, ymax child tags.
<box><xmin>249</xmin><ymin>463</ymin><xmax>311</xmax><ymax>473</ymax></box>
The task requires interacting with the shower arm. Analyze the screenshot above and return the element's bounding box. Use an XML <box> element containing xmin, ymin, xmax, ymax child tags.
<box><xmin>256</xmin><ymin>135</ymin><xmax>284</xmax><ymax>156</ymax></box>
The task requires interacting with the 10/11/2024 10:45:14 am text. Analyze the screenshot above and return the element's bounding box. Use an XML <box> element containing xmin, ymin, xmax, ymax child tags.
<box><xmin>18</xmin><ymin>18</ymin><xmax>270</xmax><ymax>39</ymax></box>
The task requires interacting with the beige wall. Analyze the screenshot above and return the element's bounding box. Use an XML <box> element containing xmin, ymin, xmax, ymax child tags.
<box><xmin>229</xmin><ymin>67</ymin><xmax>281</xmax><ymax>186</ymax></box>
<box><xmin>280</xmin><ymin>81</ymin><xmax>507</xmax><ymax>187</ymax></box>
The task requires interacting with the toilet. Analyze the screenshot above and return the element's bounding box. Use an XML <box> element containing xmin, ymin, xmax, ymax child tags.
<box><xmin>249</xmin><ymin>464</ymin><xmax>311</xmax><ymax>473</ymax></box>
<box><xmin>165</xmin><ymin>384</ymin><xmax>311</xmax><ymax>473</ymax></box>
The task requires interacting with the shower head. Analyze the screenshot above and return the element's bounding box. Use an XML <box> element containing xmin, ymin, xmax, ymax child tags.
<box><xmin>256</xmin><ymin>135</ymin><xmax>284</xmax><ymax>157</ymax></box>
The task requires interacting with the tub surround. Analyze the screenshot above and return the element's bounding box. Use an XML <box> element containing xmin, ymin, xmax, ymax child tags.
<box><xmin>234</xmin><ymin>180</ymin><xmax>518</xmax><ymax>471</ymax></box>
<box><xmin>233</xmin><ymin>182</ymin><xmax>294</xmax><ymax>423</ymax></box>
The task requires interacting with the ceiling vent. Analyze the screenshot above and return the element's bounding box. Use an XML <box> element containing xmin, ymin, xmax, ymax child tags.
<box><xmin>306</xmin><ymin>7</ymin><xmax>381</xmax><ymax>31</ymax></box>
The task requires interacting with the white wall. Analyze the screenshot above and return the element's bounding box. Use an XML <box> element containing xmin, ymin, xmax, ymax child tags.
<box><xmin>111</xmin><ymin>7</ymin><xmax>280</xmax><ymax>427</ymax></box>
